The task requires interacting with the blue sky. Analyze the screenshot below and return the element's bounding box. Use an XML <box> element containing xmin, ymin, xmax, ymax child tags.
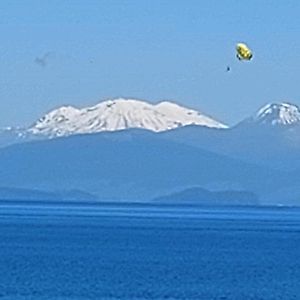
<box><xmin>1</xmin><ymin>0</ymin><xmax>300</xmax><ymax>127</ymax></box>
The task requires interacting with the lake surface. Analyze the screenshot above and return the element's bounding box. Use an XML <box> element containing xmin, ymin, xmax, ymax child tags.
<box><xmin>0</xmin><ymin>202</ymin><xmax>299</xmax><ymax>299</ymax></box>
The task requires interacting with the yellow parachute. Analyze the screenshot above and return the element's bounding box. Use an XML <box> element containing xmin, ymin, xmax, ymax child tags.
<box><xmin>236</xmin><ymin>43</ymin><xmax>253</xmax><ymax>61</ymax></box>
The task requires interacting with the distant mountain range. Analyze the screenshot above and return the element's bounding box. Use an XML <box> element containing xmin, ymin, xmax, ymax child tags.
<box><xmin>161</xmin><ymin>102</ymin><xmax>300</xmax><ymax>169</ymax></box>
<box><xmin>0</xmin><ymin>98</ymin><xmax>300</xmax><ymax>206</ymax></box>
<box><xmin>153</xmin><ymin>187</ymin><xmax>259</xmax><ymax>206</ymax></box>
<box><xmin>29</xmin><ymin>98</ymin><xmax>227</xmax><ymax>137</ymax></box>
<box><xmin>0</xmin><ymin>187</ymin><xmax>97</xmax><ymax>202</ymax></box>
<box><xmin>0</xmin><ymin>98</ymin><xmax>227</xmax><ymax>147</ymax></box>
<box><xmin>0</xmin><ymin>130</ymin><xmax>275</xmax><ymax>201</ymax></box>
<box><xmin>2</xmin><ymin>98</ymin><xmax>300</xmax><ymax>143</ymax></box>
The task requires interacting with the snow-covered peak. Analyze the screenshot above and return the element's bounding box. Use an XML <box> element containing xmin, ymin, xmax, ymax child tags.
<box><xmin>29</xmin><ymin>98</ymin><xmax>227</xmax><ymax>137</ymax></box>
<box><xmin>38</xmin><ymin>105</ymin><xmax>81</xmax><ymax>123</ymax></box>
<box><xmin>253</xmin><ymin>103</ymin><xmax>300</xmax><ymax>126</ymax></box>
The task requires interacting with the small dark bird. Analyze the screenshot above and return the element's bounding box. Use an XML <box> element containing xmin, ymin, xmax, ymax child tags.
<box><xmin>226</xmin><ymin>66</ymin><xmax>231</xmax><ymax>72</ymax></box>
<box><xmin>35</xmin><ymin>52</ymin><xmax>52</xmax><ymax>67</ymax></box>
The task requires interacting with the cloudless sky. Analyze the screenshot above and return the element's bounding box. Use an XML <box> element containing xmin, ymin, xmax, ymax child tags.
<box><xmin>1</xmin><ymin>0</ymin><xmax>300</xmax><ymax>127</ymax></box>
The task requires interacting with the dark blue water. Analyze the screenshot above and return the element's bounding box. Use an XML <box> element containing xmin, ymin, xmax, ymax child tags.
<box><xmin>0</xmin><ymin>202</ymin><xmax>299</xmax><ymax>300</ymax></box>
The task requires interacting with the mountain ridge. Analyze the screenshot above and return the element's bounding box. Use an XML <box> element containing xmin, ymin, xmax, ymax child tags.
<box><xmin>2</xmin><ymin>99</ymin><xmax>300</xmax><ymax>145</ymax></box>
<box><xmin>28</xmin><ymin>98</ymin><xmax>227</xmax><ymax>137</ymax></box>
<box><xmin>0</xmin><ymin>129</ymin><xmax>278</xmax><ymax>202</ymax></box>
<box><xmin>0</xmin><ymin>98</ymin><xmax>300</xmax><ymax>205</ymax></box>
<box><xmin>153</xmin><ymin>187</ymin><xmax>259</xmax><ymax>205</ymax></box>
<box><xmin>236</xmin><ymin>102</ymin><xmax>300</xmax><ymax>128</ymax></box>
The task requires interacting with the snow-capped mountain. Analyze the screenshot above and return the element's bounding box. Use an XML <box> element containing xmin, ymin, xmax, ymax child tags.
<box><xmin>29</xmin><ymin>98</ymin><xmax>227</xmax><ymax>137</ymax></box>
<box><xmin>243</xmin><ymin>102</ymin><xmax>300</xmax><ymax>127</ymax></box>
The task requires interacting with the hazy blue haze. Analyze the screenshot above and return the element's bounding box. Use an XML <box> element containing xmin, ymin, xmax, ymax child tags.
<box><xmin>1</xmin><ymin>1</ymin><xmax>300</xmax><ymax>126</ymax></box>
<box><xmin>0</xmin><ymin>130</ymin><xmax>276</xmax><ymax>202</ymax></box>
<box><xmin>0</xmin><ymin>202</ymin><xmax>299</xmax><ymax>299</ymax></box>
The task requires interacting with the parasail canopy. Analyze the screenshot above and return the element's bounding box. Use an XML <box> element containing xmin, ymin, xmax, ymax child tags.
<box><xmin>236</xmin><ymin>43</ymin><xmax>253</xmax><ymax>61</ymax></box>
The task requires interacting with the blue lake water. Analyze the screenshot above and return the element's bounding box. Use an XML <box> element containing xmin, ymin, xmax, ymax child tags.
<box><xmin>0</xmin><ymin>202</ymin><xmax>299</xmax><ymax>299</ymax></box>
